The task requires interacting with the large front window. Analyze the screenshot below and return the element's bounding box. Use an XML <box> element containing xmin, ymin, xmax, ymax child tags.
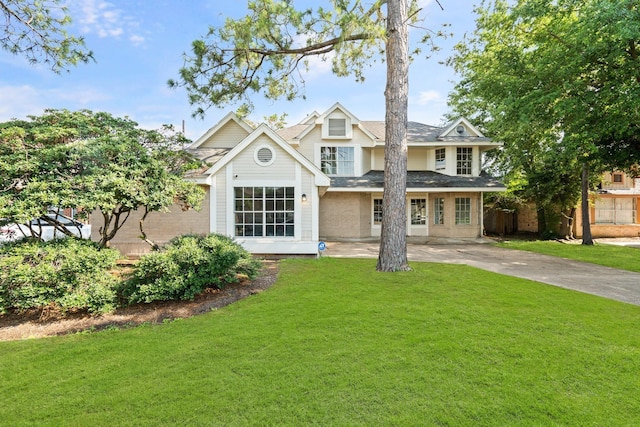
<box><xmin>455</xmin><ymin>197</ymin><xmax>471</xmax><ymax>225</ymax></box>
<box><xmin>457</xmin><ymin>147</ymin><xmax>472</xmax><ymax>175</ymax></box>
<box><xmin>235</xmin><ymin>187</ymin><xmax>295</xmax><ymax>237</ymax></box>
<box><xmin>321</xmin><ymin>146</ymin><xmax>354</xmax><ymax>175</ymax></box>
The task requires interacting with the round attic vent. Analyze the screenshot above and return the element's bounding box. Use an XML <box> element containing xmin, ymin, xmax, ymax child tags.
<box><xmin>254</xmin><ymin>145</ymin><xmax>275</xmax><ymax>166</ymax></box>
<box><xmin>456</xmin><ymin>125</ymin><xmax>466</xmax><ymax>135</ymax></box>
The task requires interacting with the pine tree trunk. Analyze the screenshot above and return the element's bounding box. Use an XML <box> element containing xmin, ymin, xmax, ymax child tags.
<box><xmin>581</xmin><ymin>162</ymin><xmax>594</xmax><ymax>245</ymax></box>
<box><xmin>377</xmin><ymin>0</ymin><xmax>410</xmax><ymax>272</ymax></box>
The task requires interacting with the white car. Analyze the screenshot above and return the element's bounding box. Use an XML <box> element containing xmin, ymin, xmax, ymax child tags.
<box><xmin>0</xmin><ymin>213</ymin><xmax>91</xmax><ymax>242</ymax></box>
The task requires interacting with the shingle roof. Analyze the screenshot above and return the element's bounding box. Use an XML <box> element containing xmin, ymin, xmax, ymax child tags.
<box><xmin>186</xmin><ymin>148</ymin><xmax>230</xmax><ymax>164</ymax></box>
<box><xmin>279</xmin><ymin>120</ymin><xmax>492</xmax><ymax>144</ymax></box>
<box><xmin>330</xmin><ymin>170</ymin><xmax>506</xmax><ymax>190</ymax></box>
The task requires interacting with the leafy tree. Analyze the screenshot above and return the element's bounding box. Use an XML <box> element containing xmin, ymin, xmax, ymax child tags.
<box><xmin>0</xmin><ymin>110</ymin><xmax>205</xmax><ymax>248</ymax></box>
<box><xmin>169</xmin><ymin>0</ymin><xmax>446</xmax><ymax>271</ymax></box>
<box><xmin>449</xmin><ymin>0</ymin><xmax>640</xmax><ymax>244</ymax></box>
<box><xmin>0</xmin><ymin>0</ymin><xmax>92</xmax><ymax>72</ymax></box>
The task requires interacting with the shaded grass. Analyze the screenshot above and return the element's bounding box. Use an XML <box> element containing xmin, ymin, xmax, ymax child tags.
<box><xmin>1</xmin><ymin>258</ymin><xmax>639</xmax><ymax>426</ymax></box>
<box><xmin>496</xmin><ymin>240</ymin><xmax>640</xmax><ymax>272</ymax></box>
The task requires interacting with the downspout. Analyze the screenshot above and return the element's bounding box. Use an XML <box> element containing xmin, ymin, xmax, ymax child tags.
<box><xmin>479</xmin><ymin>192</ymin><xmax>484</xmax><ymax>237</ymax></box>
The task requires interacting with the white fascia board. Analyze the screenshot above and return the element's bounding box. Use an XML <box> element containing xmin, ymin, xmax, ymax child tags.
<box><xmin>409</xmin><ymin>187</ymin><xmax>507</xmax><ymax>193</ymax></box>
<box><xmin>184</xmin><ymin>176</ymin><xmax>212</xmax><ymax>185</ymax></box>
<box><xmin>325</xmin><ymin>187</ymin><xmax>506</xmax><ymax>193</ymax></box>
<box><xmin>439</xmin><ymin>117</ymin><xmax>486</xmax><ymax>138</ymax></box>
<box><xmin>189</xmin><ymin>112</ymin><xmax>253</xmax><ymax>149</ymax></box>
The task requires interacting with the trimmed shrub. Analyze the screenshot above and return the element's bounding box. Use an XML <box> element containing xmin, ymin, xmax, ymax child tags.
<box><xmin>0</xmin><ymin>239</ymin><xmax>120</xmax><ymax>315</ymax></box>
<box><xmin>122</xmin><ymin>233</ymin><xmax>261</xmax><ymax>304</ymax></box>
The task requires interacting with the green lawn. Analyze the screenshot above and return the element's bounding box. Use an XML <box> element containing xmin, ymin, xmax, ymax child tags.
<box><xmin>1</xmin><ymin>258</ymin><xmax>639</xmax><ymax>426</ymax></box>
<box><xmin>496</xmin><ymin>240</ymin><xmax>640</xmax><ymax>272</ymax></box>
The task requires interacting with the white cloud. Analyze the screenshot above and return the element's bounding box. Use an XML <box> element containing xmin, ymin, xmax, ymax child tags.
<box><xmin>0</xmin><ymin>84</ymin><xmax>112</xmax><ymax>122</ymax></box>
<box><xmin>0</xmin><ymin>85</ymin><xmax>43</xmax><ymax>120</ymax></box>
<box><xmin>71</xmin><ymin>0</ymin><xmax>145</xmax><ymax>46</ymax></box>
<box><xmin>415</xmin><ymin>90</ymin><xmax>443</xmax><ymax>104</ymax></box>
<box><xmin>129</xmin><ymin>35</ymin><xmax>146</xmax><ymax>46</ymax></box>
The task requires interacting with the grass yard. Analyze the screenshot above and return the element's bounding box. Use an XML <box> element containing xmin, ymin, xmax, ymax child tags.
<box><xmin>1</xmin><ymin>258</ymin><xmax>639</xmax><ymax>426</ymax></box>
<box><xmin>497</xmin><ymin>240</ymin><xmax>640</xmax><ymax>273</ymax></box>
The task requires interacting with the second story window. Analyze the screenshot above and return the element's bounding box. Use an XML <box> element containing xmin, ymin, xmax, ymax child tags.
<box><xmin>321</xmin><ymin>146</ymin><xmax>354</xmax><ymax>176</ymax></box>
<box><xmin>435</xmin><ymin>148</ymin><xmax>446</xmax><ymax>171</ymax></box>
<box><xmin>328</xmin><ymin>118</ymin><xmax>347</xmax><ymax>137</ymax></box>
<box><xmin>457</xmin><ymin>147</ymin><xmax>472</xmax><ymax>175</ymax></box>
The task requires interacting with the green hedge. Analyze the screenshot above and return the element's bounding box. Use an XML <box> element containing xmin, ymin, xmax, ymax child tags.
<box><xmin>121</xmin><ymin>233</ymin><xmax>261</xmax><ymax>304</ymax></box>
<box><xmin>0</xmin><ymin>239</ymin><xmax>120</xmax><ymax>315</ymax></box>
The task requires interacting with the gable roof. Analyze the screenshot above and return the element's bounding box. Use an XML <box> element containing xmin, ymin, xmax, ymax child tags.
<box><xmin>278</xmin><ymin>103</ymin><xmax>379</xmax><ymax>143</ymax></box>
<box><xmin>439</xmin><ymin>117</ymin><xmax>485</xmax><ymax>138</ymax></box>
<box><xmin>204</xmin><ymin>123</ymin><xmax>330</xmax><ymax>187</ymax></box>
<box><xmin>189</xmin><ymin>112</ymin><xmax>254</xmax><ymax>149</ymax></box>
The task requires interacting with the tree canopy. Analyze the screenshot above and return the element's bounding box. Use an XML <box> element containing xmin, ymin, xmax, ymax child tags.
<box><xmin>170</xmin><ymin>0</ymin><xmax>446</xmax><ymax>271</ymax></box>
<box><xmin>449</xmin><ymin>0</ymin><xmax>640</xmax><ymax>241</ymax></box>
<box><xmin>0</xmin><ymin>0</ymin><xmax>93</xmax><ymax>72</ymax></box>
<box><xmin>0</xmin><ymin>110</ymin><xmax>205</xmax><ymax>247</ymax></box>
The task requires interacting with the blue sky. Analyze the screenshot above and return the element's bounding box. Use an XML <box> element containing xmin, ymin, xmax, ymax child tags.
<box><xmin>0</xmin><ymin>0</ymin><xmax>479</xmax><ymax>141</ymax></box>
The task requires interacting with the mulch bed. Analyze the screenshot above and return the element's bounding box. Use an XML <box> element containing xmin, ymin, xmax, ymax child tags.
<box><xmin>0</xmin><ymin>261</ymin><xmax>279</xmax><ymax>342</ymax></box>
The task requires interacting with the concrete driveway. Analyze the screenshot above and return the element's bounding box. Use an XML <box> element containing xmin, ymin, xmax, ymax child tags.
<box><xmin>322</xmin><ymin>242</ymin><xmax>640</xmax><ymax>306</ymax></box>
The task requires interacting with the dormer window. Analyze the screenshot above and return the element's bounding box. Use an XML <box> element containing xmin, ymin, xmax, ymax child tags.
<box><xmin>328</xmin><ymin>118</ymin><xmax>346</xmax><ymax>136</ymax></box>
<box><xmin>323</xmin><ymin>115</ymin><xmax>352</xmax><ymax>139</ymax></box>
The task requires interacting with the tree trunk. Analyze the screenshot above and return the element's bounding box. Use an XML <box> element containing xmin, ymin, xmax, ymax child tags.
<box><xmin>377</xmin><ymin>0</ymin><xmax>410</xmax><ymax>272</ymax></box>
<box><xmin>581</xmin><ymin>162</ymin><xmax>594</xmax><ymax>245</ymax></box>
<box><xmin>536</xmin><ymin>205</ymin><xmax>547</xmax><ymax>239</ymax></box>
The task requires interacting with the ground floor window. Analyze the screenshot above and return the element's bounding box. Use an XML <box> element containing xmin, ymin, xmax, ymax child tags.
<box><xmin>411</xmin><ymin>199</ymin><xmax>427</xmax><ymax>225</ymax></box>
<box><xmin>234</xmin><ymin>187</ymin><xmax>295</xmax><ymax>237</ymax></box>
<box><xmin>455</xmin><ymin>197</ymin><xmax>471</xmax><ymax>225</ymax></box>
<box><xmin>595</xmin><ymin>197</ymin><xmax>637</xmax><ymax>224</ymax></box>
<box><xmin>433</xmin><ymin>198</ymin><xmax>444</xmax><ymax>225</ymax></box>
<box><xmin>373</xmin><ymin>198</ymin><xmax>383</xmax><ymax>225</ymax></box>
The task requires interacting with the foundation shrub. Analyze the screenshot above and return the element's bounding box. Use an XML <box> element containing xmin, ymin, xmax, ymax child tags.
<box><xmin>122</xmin><ymin>233</ymin><xmax>261</xmax><ymax>304</ymax></box>
<box><xmin>0</xmin><ymin>239</ymin><xmax>120</xmax><ymax>315</ymax></box>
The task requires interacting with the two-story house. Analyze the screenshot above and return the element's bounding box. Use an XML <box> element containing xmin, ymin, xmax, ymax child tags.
<box><xmin>277</xmin><ymin>103</ymin><xmax>505</xmax><ymax>242</ymax></box>
<box><xmin>93</xmin><ymin>103</ymin><xmax>505</xmax><ymax>256</ymax></box>
<box><xmin>574</xmin><ymin>171</ymin><xmax>640</xmax><ymax>238</ymax></box>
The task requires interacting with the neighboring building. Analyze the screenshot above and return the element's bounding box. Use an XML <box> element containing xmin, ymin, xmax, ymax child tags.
<box><xmin>93</xmin><ymin>103</ymin><xmax>505</xmax><ymax>256</ymax></box>
<box><xmin>574</xmin><ymin>171</ymin><xmax>640</xmax><ymax>238</ymax></box>
<box><xmin>486</xmin><ymin>170</ymin><xmax>640</xmax><ymax>239</ymax></box>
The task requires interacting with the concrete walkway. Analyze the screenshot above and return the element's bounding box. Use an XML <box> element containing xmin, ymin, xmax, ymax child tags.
<box><xmin>322</xmin><ymin>242</ymin><xmax>640</xmax><ymax>306</ymax></box>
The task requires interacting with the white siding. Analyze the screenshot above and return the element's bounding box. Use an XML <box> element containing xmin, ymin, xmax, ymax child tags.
<box><xmin>232</xmin><ymin>136</ymin><xmax>297</xmax><ymax>181</ymax></box>
<box><xmin>200</xmin><ymin>120</ymin><xmax>250</xmax><ymax>149</ymax></box>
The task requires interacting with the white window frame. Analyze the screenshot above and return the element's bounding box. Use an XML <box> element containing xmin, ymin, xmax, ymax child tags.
<box><xmin>410</xmin><ymin>198</ymin><xmax>427</xmax><ymax>225</ymax></box>
<box><xmin>320</xmin><ymin>146</ymin><xmax>355</xmax><ymax>176</ymax></box>
<box><xmin>373</xmin><ymin>198</ymin><xmax>383</xmax><ymax>226</ymax></box>
<box><xmin>433</xmin><ymin>197</ymin><xmax>444</xmax><ymax>225</ymax></box>
<box><xmin>457</xmin><ymin>147</ymin><xmax>473</xmax><ymax>176</ymax></box>
<box><xmin>435</xmin><ymin>148</ymin><xmax>446</xmax><ymax>171</ymax></box>
<box><xmin>455</xmin><ymin>197</ymin><xmax>472</xmax><ymax>225</ymax></box>
<box><xmin>322</xmin><ymin>116</ymin><xmax>352</xmax><ymax>139</ymax></box>
<box><xmin>234</xmin><ymin>186</ymin><xmax>295</xmax><ymax>237</ymax></box>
